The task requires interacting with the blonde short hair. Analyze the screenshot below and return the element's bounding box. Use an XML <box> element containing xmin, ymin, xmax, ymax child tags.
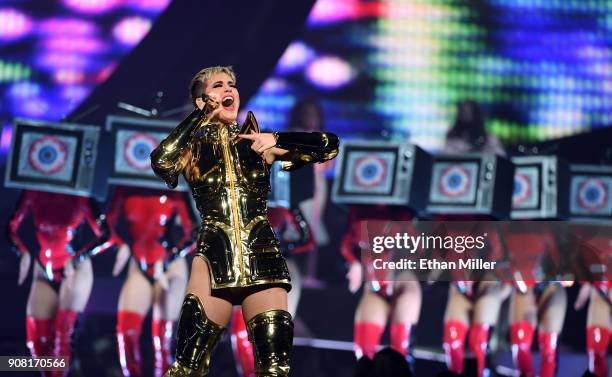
<box><xmin>189</xmin><ymin>66</ymin><xmax>236</xmax><ymax>106</ymax></box>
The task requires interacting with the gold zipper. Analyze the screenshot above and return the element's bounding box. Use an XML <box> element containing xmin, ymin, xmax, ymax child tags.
<box><xmin>219</xmin><ymin>126</ymin><xmax>245</xmax><ymax>283</ymax></box>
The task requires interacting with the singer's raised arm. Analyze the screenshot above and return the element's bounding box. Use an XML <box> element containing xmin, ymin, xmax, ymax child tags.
<box><xmin>150</xmin><ymin>108</ymin><xmax>205</xmax><ymax>188</ymax></box>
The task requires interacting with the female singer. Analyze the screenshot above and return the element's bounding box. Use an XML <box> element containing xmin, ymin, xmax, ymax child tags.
<box><xmin>150</xmin><ymin>65</ymin><xmax>338</xmax><ymax>376</ymax></box>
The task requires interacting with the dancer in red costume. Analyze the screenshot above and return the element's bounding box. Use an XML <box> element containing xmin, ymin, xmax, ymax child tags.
<box><xmin>8</xmin><ymin>190</ymin><xmax>112</xmax><ymax>377</ymax></box>
<box><xmin>503</xmin><ymin>222</ymin><xmax>568</xmax><ymax>377</ymax></box>
<box><xmin>440</xmin><ymin>100</ymin><xmax>508</xmax><ymax>377</ymax></box>
<box><xmin>230</xmin><ymin>206</ymin><xmax>314</xmax><ymax>377</ymax></box>
<box><xmin>106</xmin><ymin>186</ymin><xmax>195</xmax><ymax>377</ymax></box>
<box><xmin>438</xmin><ymin>222</ymin><xmax>507</xmax><ymax>377</ymax></box>
<box><xmin>576</xmin><ymin>281</ymin><xmax>611</xmax><ymax>377</ymax></box>
<box><xmin>573</xmin><ymin>225</ymin><xmax>611</xmax><ymax>377</ymax></box>
<box><xmin>341</xmin><ymin>204</ymin><xmax>421</xmax><ymax>371</ymax></box>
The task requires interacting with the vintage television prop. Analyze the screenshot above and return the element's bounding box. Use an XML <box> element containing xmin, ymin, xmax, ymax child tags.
<box><xmin>426</xmin><ymin>153</ymin><xmax>513</xmax><ymax>218</ymax></box>
<box><xmin>5</xmin><ymin>118</ymin><xmax>101</xmax><ymax>198</ymax></box>
<box><xmin>568</xmin><ymin>164</ymin><xmax>612</xmax><ymax>224</ymax></box>
<box><xmin>106</xmin><ymin>115</ymin><xmax>188</xmax><ymax>191</ymax></box>
<box><xmin>510</xmin><ymin>156</ymin><xmax>570</xmax><ymax>219</ymax></box>
<box><xmin>268</xmin><ymin>163</ymin><xmax>315</xmax><ymax>208</ymax></box>
<box><xmin>331</xmin><ymin>140</ymin><xmax>432</xmax><ymax>212</ymax></box>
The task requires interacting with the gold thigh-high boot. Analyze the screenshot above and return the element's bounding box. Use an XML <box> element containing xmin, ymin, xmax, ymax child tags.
<box><xmin>246</xmin><ymin>310</ymin><xmax>294</xmax><ymax>377</ymax></box>
<box><xmin>164</xmin><ymin>294</ymin><xmax>225</xmax><ymax>377</ymax></box>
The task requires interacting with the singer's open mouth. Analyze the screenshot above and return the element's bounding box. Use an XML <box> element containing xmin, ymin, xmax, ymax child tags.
<box><xmin>222</xmin><ymin>95</ymin><xmax>234</xmax><ymax>108</ymax></box>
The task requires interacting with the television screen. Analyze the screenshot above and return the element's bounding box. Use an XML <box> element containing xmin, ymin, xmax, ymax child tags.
<box><xmin>511</xmin><ymin>156</ymin><xmax>569</xmax><ymax>219</ymax></box>
<box><xmin>512</xmin><ymin>165</ymin><xmax>540</xmax><ymax>210</ymax></box>
<box><xmin>106</xmin><ymin>115</ymin><xmax>187</xmax><ymax>191</ymax></box>
<box><xmin>332</xmin><ymin>141</ymin><xmax>431</xmax><ymax>209</ymax></box>
<box><xmin>5</xmin><ymin>119</ymin><xmax>99</xmax><ymax>197</ymax></box>
<box><xmin>426</xmin><ymin>153</ymin><xmax>513</xmax><ymax>218</ymax></box>
<box><xmin>429</xmin><ymin>160</ymin><xmax>480</xmax><ymax>206</ymax></box>
<box><xmin>569</xmin><ymin>165</ymin><xmax>612</xmax><ymax>222</ymax></box>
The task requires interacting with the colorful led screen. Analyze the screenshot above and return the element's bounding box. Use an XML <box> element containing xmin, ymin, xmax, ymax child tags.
<box><xmin>0</xmin><ymin>0</ymin><xmax>169</xmax><ymax>130</ymax></box>
<box><xmin>245</xmin><ymin>0</ymin><xmax>612</xmax><ymax>150</ymax></box>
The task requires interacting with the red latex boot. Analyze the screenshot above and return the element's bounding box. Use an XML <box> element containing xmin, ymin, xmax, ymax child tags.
<box><xmin>587</xmin><ymin>326</ymin><xmax>610</xmax><ymax>377</ymax></box>
<box><xmin>26</xmin><ymin>316</ymin><xmax>54</xmax><ymax>357</ymax></box>
<box><xmin>538</xmin><ymin>331</ymin><xmax>558</xmax><ymax>377</ymax></box>
<box><xmin>52</xmin><ymin>309</ymin><xmax>78</xmax><ymax>377</ymax></box>
<box><xmin>468</xmin><ymin>323</ymin><xmax>490</xmax><ymax>377</ymax></box>
<box><xmin>230</xmin><ymin>308</ymin><xmax>255</xmax><ymax>377</ymax></box>
<box><xmin>354</xmin><ymin>322</ymin><xmax>384</xmax><ymax>359</ymax></box>
<box><xmin>390</xmin><ymin>322</ymin><xmax>416</xmax><ymax>372</ymax></box>
<box><xmin>117</xmin><ymin>311</ymin><xmax>144</xmax><ymax>377</ymax></box>
<box><xmin>390</xmin><ymin>322</ymin><xmax>412</xmax><ymax>356</ymax></box>
<box><xmin>152</xmin><ymin>319</ymin><xmax>175</xmax><ymax>377</ymax></box>
<box><xmin>26</xmin><ymin>316</ymin><xmax>54</xmax><ymax>377</ymax></box>
<box><xmin>443</xmin><ymin>320</ymin><xmax>468</xmax><ymax>374</ymax></box>
<box><xmin>509</xmin><ymin>321</ymin><xmax>535</xmax><ymax>377</ymax></box>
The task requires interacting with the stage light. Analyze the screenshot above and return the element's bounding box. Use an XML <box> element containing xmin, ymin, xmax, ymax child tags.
<box><xmin>305</xmin><ymin>56</ymin><xmax>354</xmax><ymax>89</ymax></box>
<box><xmin>63</xmin><ymin>0</ymin><xmax>119</xmax><ymax>15</ymax></box>
<box><xmin>19</xmin><ymin>97</ymin><xmax>49</xmax><ymax>118</ymax></box>
<box><xmin>53</xmin><ymin>69</ymin><xmax>85</xmax><ymax>85</ymax></box>
<box><xmin>315</xmin><ymin>0</ymin><xmax>384</xmax><ymax>25</ymax></box>
<box><xmin>61</xmin><ymin>85</ymin><xmax>89</xmax><ymax>102</ymax></box>
<box><xmin>36</xmin><ymin>52</ymin><xmax>90</xmax><ymax>70</ymax></box>
<box><xmin>260</xmin><ymin>78</ymin><xmax>290</xmax><ymax>94</ymax></box>
<box><xmin>60</xmin><ymin>85</ymin><xmax>90</xmax><ymax>104</ymax></box>
<box><xmin>0</xmin><ymin>60</ymin><xmax>32</xmax><ymax>82</ymax></box>
<box><xmin>112</xmin><ymin>16</ymin><xmax>152</xmax><ymax>45</ymax></box>
<box><xmin>0</xmin><ymin>8</ymin><xmax>32</xmax><ymax>41</ymax></box>
<box><xmin>42</xmin><ymin>36</ymin><xmax>107</xmax><ymax>54</ymax></box>
<box><xmin>275</xmin><ymin>42</ymin><xmax>315</xmax><ymax>74</ymax></box>
<box><xmin>307</xmin><ymin>0</ymin><xmax>360</xmax><ymax>25</ymax></box>
<box><xmin>8</xmin><ymin>82</ymin><xmax>41</xmax><ymax>98</ymax></box>
<box><xmin>38</xmin><ymin>18</ymin><xmax>98</xmax><ymax>37</ymax></box>
<box><xmin>0</xmin><ymin>0</ymin><xmax>167</xmax><ymax>133</ymax></box>
<box><xmin>128</xmin><ymin>0</ymin><xmax>171</xmax><ymax>12</ymax></box>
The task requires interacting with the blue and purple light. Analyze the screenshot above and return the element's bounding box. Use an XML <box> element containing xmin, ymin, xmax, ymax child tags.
<box><xmin>0</xmin><ymin>0</ymin><xmax>168</xmax><ymax>126</ymax></box>
<box><xmin>247</xmin><ymin>0</ymin><xmax>612</xmax><ymax>150</ymax></box>
<box><xmin>0</xmin><ymin>8</ymin><xmax>32</xmax><ymax>41</ymax></box>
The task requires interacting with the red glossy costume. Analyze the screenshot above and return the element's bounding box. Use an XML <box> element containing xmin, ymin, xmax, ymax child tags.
<box><xmin>437</xmin><ymin>219</ymin><xmax>504</xmax><ymax>377</ymax></box>
<box><xmin>106</xmin><ymin>186</ymin><xmax>194</xmax><ymax>377</ymax></box>
<box><xmin>587</xmin><ymin>314</ymin><xmax>610</xmax><ymax>377</ymax></box>
<box><xmin>503</xmin><ymin>224</ymin><xmax>563</xmax><ymax>377</ymax></box>
<box><xmin>572</xmin><ymin>226</ymin><xmax>611</xmax><ymax>377</ymax></box>
<box><xmin>340</xmin><ymin>205</ymin><xmax>415</xmax><ymax>360</ymax></box>
<box><xmin>231</xmin><ymin>206</ymin><xmax>314</xmax><ymax>377</ymax></box>
<box><xmin>9</xmin><ymin>190</ymin><xmax>111</xmax><ymax>377</ymax></box>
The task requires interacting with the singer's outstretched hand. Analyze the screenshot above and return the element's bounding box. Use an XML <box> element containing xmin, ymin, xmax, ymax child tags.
<box><xmin>238</xmin><ymin>131</ymin><xmax>276</xmax><ymax>154</ymax></box>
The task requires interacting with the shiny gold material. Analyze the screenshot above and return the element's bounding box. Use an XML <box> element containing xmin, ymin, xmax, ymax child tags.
<box><xmin>164</xmin><ymin>294</ymin><xmax>225</xmax><ymax>377</ymax></box>
<box><xmin>151</xmin><ymin>111</ymin><xmax>338</xmax><ymax>295</ymax></box>
<box><xmin>274</xmin><ymin>130</ymin><xmax>339</xmax><ymax>171</ymax></box>
<box><xmin>219</xmin><ymin>125</ymin><xmax>246</xmax><ymax>281</ymax></box>
<box><xmin>247</xmin><ymin>310</ymin><xmax>294</xmax><ymax>377</ymax></box>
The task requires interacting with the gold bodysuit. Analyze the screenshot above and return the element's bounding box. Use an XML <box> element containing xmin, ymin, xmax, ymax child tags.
<box><xmin>150</xmin><ymin>110</ymin><xmax>338</xmax><ymax>299</ymax></box>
